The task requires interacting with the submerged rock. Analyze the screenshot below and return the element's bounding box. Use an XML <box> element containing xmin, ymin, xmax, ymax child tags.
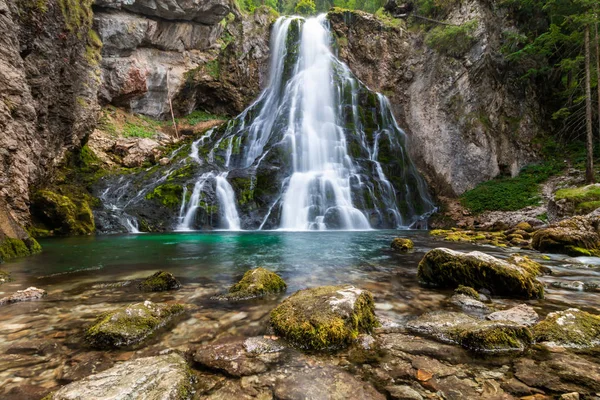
<box><xmin>407</xmin><ymin>311</ymin><xmax>533</xmax><ymax>352</ymax></box>
<box><xmin>194</xmin><ymin>337</ymin><xmax>286</xmax><ymax>377</ymax></box>
<box><xmin>219</xmin><ymin>267</ymin><xmax>286</xmax><ymax>300</ymax></box>
<box><xmin>417</xmin><ymin>248</ymin><xmax>544</xmax><ymax>299</ymax></box>
<box><xmin>0</xmin><ymin>287</ymin><xmax>46</xmax><ymax>306</ymax></box>
<box><xmin>46</xmin><ymin>353</ymin><xmax>192</xmax><ymax>400</ymax></box>
<box><xmin>487</xmin><ymin>304</ymin><xmax>539</xmax><ymax>327</ymax></box>
<box><xmin>138</xmin><ymin>271</ymin><xmax>181</xmax><ymax>292</ymax></box>
<box><xmin>533</xmin><ymin>308</ymin><xmax>600</xmax><ymax>348</ymax></box>
<box><xmin>270</xmin><ymin>285</ymin><xmax>378</xmax><ymax>350</ymax></box>
<box><xmin>532</xmin><ymin>214</ymin><xmax>600</xmax><ymax>256</ymax></box>
<box><xmin>391</xmin><ymin>238</ymin><xmax>414</xmax><ymax>252</ymax></box>
<box><xmin>450</xmin><ymin>294</ymin><xmax>490</xmax><ymax>313</ymax></box>
<box><xmin>85</xmin><ymin>300</ymin><xmax>184</xmax><ymax>348</ymax></box>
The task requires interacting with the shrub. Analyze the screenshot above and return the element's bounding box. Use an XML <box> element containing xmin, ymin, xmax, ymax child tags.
<box><xmin>295</xmin><ymin>0</ymin><xmax>316</xmax><ymax>15</ymax></box>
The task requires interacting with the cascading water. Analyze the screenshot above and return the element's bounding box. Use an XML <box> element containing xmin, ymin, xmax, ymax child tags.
<box><xmin>94</xmin><ymin>14</ymin><xmax>435</xmax><ymax>233</ymax></box>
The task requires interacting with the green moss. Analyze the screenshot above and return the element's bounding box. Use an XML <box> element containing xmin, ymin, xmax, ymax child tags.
<box><xmin>221</xmin><ymin>267</ymin><xmax>286</xmax><ymax>300</ymax></box>
<box><xmin>230</xmin><ymin>176</ymin><xmax>254</xmax><ymax>206</ymax></box>
<box><xmin>456</xmin><ymin>324</ymin><xmax>533</xmax><ymax>352</ymax></box>
<box><xmin>532</xmin><ymin>225</ymin><xmax>600</xmax><ymax>257</ymax></box>
<box><xmin>0</xmin><ymin>237</ymin><xmax>42</xmax><ymax>262</ymax></box>
<box><xmin>425</xmin><ymin>20</ymin><xmax>478</xmax><ymax>58</ymax></box>
<box><xmin>138</xmin><ymin>271</ymin><xmax>182</xmax><ymax>292</ymax></box>
<box><xmin>203</xmin><ymin>59</ymin><xmax>220</xmax><ymax>79</ymax></box>
<box><xmin>391</xmin><ymin>238</ymin><xmax>414</xmax><ymax>252</ymax></box>
<box><xmin>454</xmin><ymin>285</ymin><xmax>479</xmax><ymax>299</ymax></box>
<box><xmin>31</xmin><ymin>190</ymin><xmax>95</xmax><ymax>235</ymax></box>
<box><xmin>179</xmin><ymin>110</ymin><xmax>227</xmax><ymax>125</ymax></box>
<box><xmin>417</xmin><ymin>248</ymin><xmax>544</xmax><ymax>299</ymax></box>
<box><xmin>270</xmin><ymin>285</ymin><xmax>378</xmax><ymax>350</ymax></box>
<box><xmin>85</xmin><ymin>301</ymin><xmax>185</xmax><ymax>348</ymax></box>
<box><xmin>555</xmin><ymin>185</ymin><xmax>600</xmax><ymax>214</ymax></box>
<box><xmin>533</xmin><ymin>308</ymin><xmax>600</xmax><ymax>347</ymax></box>
<box><xmin>145</xmin><ymin>184</ymin><xmax>184</xmax><ymax>209</ymax></box>
<box><xmin>374</xmin><ymin>8</ymin><xmax>404</xmax><ymax>30</ymax></box>
<box><xmin>58</xmin><ymin>0</ymin><xmax>94</xmax><ymax>33</ymax></box>
<box><xmin>123</xmin><ymin>121</ymin><xmax>158</xmax><ymax>138</ymax></box>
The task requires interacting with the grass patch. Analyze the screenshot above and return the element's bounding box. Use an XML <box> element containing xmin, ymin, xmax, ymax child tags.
<box><xmin>555</xmin><ymin>185</ymin><xmax>600</xmax><ymax>213</ymax></box>
<box><xmin>123</xmin><ymin>122</ymin><xmax>158</xmax><ymax>138</ymax></box>
<box><xmin>460</xmin><ymin>162</ymin><xmax>563</xmax><ymax>213</ymax></box>
<box><xmin>425</xmin><ymin>20</ymin><xmax>478</xmax><ymax>57</ymax></box>
<box><xmin>180</xmin><ymin>110</ymin><xmax>227</xmax><ymax>126</ymax></box>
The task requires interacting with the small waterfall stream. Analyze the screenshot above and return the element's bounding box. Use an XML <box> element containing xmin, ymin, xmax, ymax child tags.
<box><xmin>95</xmin><ymin>14</ymin><xmax>435</xmax><ymax>233</ymax></box>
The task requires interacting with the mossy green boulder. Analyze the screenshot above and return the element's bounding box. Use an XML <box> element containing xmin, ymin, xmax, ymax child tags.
<box><xmin>221</xmin><ymin>267</ymin><xmax>286</xmax><ymax>300</ymax></box>
<box><xmin>391</xmin><ymin>238</ymin><xmax>414</xmax><ymax>252</ymax></box>
<box><xmin>138</xmin><ymin>271</ymin><xmax>181</xmax><ymax>292</ymax></box>
<box><xmin>0</xmin><ymin>270</ymin><xmax>10</xmax><ymax>285</ymax></box>
<box><xmin>532</xmin><ymin>215</ymin><xmax>600</xmax><ymax>256</ymax></box>
<box><xmin>417</xmin><ymin>248</ymin><xmax>544</xmax><ymax>299</ymax></box>
<box><xmin>270</xmin><ymin>285</ymin><xmax>378</xmax><ymax>350</ymax></box>
<box><xmin>0</xmin><ymin>237</ymin><xmax>42</xmax><ymax>262</ymax></box>
<box><xmin>533</xmin><ymin>308</ymin><xmax>600</xmax><ymax>348</ymax></box>
<box><xmin>407</xmin><ymin>311</ymin><xmax>533</xmax><ymax>352</ymax></box>
<box><xmin>454</xmin><ymin>285</ymin><xmax>479</xmax><ymax>299</ymax></box>
<box><xmin>85</xmin><ymin>301</ymin><xmax>184</xmax><ymax>348</ymax></box>
<box><xmin>31</xmin><ymin>190</ymin><xmax>95</xmax><ymax>235</ymax></box>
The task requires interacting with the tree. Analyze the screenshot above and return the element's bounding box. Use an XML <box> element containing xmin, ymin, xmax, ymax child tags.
<box><xmin>295</xmin><ymin>0</ymin><xmax>316</xmax><ymax>15</ymax></box>
<box><xmin>584</xmin><ymin>25</ymin><xmax>594</xmax><ymax>183</ymax></box>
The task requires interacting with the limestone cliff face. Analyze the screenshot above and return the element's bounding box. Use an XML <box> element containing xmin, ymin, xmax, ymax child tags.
<box><xmin>0</xmin><ymin>0</ymin><xmax>100</xmax><ymax>248</ymax></box>
<box><xmin>329</xmin><ymin>3</ymin><xmax>544</xmax><ymax>197</ymax></box>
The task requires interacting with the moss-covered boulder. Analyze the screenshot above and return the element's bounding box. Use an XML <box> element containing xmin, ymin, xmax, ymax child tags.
<box><xmin>391</xmin><ymin>238</ymin><xmax>414</xmax><ymax>252</ymax></box>
<box><xmin>0</xmin><ymin>270</ymin><xmax>10</xmax><ymax>285</ymax></box>
<box><xmin>31</xmin><ymin>190</ymin><xmax>95</xmax><ymax>235</ymax></box>
<box><xmin>46</xmin><ymin>353</ymin><xmax>192</xmax><ymax>400</ymax></box>
<box><xmin>0</xmin><ymin>237</ymin><xmax>42</xmax><ymax>262</ymax></box>
<box><xmin>220</xmin><ymin>267</ymin><xmax>286</xmax><ymax>300</ymax></box>
<box><xmin>407</xmin><ymin>311</ymin><xmax>533</xmax><ymax>352</ymax></box>
<box><xmin>532</xmin><ymin>215</ymin><xmax>600</xmax><ymax>256</ymax></box>
<box><xmin>270</xmin><ymin>285</ymin><xmax>378</xmax><ymax>350</ymax></box>
<box><xmin>454</xmin><ymin>285</ymin><xmax>479</xmax><ymax>299</ymax></box>
<box><xmin>533</xmin><ymin>308</ymin><xmax>600</xmax><ymax>348</ymax></box>
<box><xmin>85</xmin><ymin>301</ymin><xmax>184</xmax><ymax>348</ymax></box>
<box><xmin>138</xmin><ymin>271</ymin><xmax>181</xmax><ymax>292</ymax></box>
<box><xmin>417</xmin><ymin>248</ymin><xmax>544</xmax><ymax>299</ymax></box>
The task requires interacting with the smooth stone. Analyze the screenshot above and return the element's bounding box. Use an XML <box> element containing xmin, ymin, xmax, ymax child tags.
<box><xmin>486</xmin><ymin>304</ymin><xmax>539</xmax><ymax>327</ymax></box>
<box><xmin>0</xmin><ymin>287</ymin><xmax>46</xmax><ymax>306</ymax></box>
<box><xmin>450</xmin><ymin>294</ymin><xmax>490</xmax><ymax>313</ymax></box>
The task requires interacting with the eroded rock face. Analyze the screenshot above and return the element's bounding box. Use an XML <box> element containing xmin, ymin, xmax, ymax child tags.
<box><xmin>47</xmin><ymin>353</ymin><xmax>192</xmax><ymax>400</ymax></box>
<box><xmin>328</xmin><ymin>4</ymin><xmax>543</xmax><ymax>197</ymax></box>
<box><xmin>417</xmin><ymin>248</ymin><xmax>544</xmax><ymax>299</ymax></box>
<box><xmin>270</xmin><ymin>285</ymin><xmax>378</xmax><ymax>350</ymax></box>
<box><xmin>85</xmin><ymin>300</ymin><xmax>184</xmax><ymax>348</ymax></box>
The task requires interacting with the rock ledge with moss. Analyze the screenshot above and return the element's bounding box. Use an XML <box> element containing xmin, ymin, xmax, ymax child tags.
<box><xmin>270</xmin><ymin>285</ymin><xmax>378</xmax><ymax>350</ymax></box>
<box><xmin>219</xmin><ymin>267</ymin><xmax>286</xmax><ymax>300</ymax></box>
<box><xmin>418</xmin><ymin>248</ymin><xmax>544</xmax><ymax>299</ymax></box>
<box><xmin>85</xmin><ymin>300</ymin><xmax>184</xmax><ymax>348</ymax></box>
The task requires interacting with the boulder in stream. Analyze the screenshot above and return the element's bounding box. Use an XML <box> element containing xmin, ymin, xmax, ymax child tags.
<box><xmin>138</xmin><ymin>271</ymin><xmax>181</xmax><ymax>292</ymax></box>
<box><xmin>0</xmin><ymin>287</ymin><xmax>46</xmax><ymax>306</ymax></box>
<box><xmin>219</xmin><ymin>267</ymin><xmax>286</xmax><ymax>300</ymax></box>
<box><xmin>487</xmin><ymin>304</ymin><xmax>539</xmax><ymax>327</ymax></box>
<box><xmin>533</xmin><ymin>308</ymin><xmax>600</xmax><ymax>348</ymax></box>
<box><xmin>46</xmin><ymin>353</ymin><xmax>192</xmax><ymax>400</ymax></box>
<box><xmin>0</xmin><ymin>270</ymin><xmax>11</xmax><ymax>285</ymax></box>
<box><xmin>270</xmin><ymin>285</ymin><xmax>378</xmax><ymax>350</ymax></box>
<box><xmin>391</xmin><ymin>238</ymin><xmax>414</xmax><ymax>252</ymax></box>
<box><xmin>532</xmin><ymin>214</ymin><xmax>600</xmax><ymax>256</ymax></box>
<box><xmin>417</xmin><ymin>248</ymin><xmax>544</xmax><ymax>299</ymax></box>
<box><xmin>407</xmin><ymin>311</ymin><xmax>533</xmax><ymax>352</ymax></box>
<box><xmin>85</xmin><ymin>300</ymin><xmax>184</xmax><ymax>348</ymax></box>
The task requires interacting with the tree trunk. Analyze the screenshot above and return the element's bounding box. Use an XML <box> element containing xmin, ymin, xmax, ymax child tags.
<box><xmin>585</xmin><ymin>25</ymin><xmax>595</xmax><ymax>184</ymax></box>
<box><xmin>596</xmin><ymin>21</ymin><xmax>600</xmax><ymax>143</ymax></box>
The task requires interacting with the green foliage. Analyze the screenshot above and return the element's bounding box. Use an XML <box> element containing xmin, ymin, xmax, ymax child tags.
<box><xmin>295</xmin><ymin>0</ymin><xmax>316</xmax><ymax>15</ymax></box>
<box><xmin>145</xmin><ymin>184</ymin><xmax>184</xmax><ymax>209</ymax></box>
<box><xmin>413</xmin><ymin>0</ymin><xmax>460</xmax><ymax>19</ymax></box>
<box><xmin>123</xmin><ymin>122</ymin><xmax>158</xmax><ymax>138</ymax></box>
<box><xmin>425</xmin><ymin>20</ymin><xmax>478</xmax><ymax>57</ymax></box>
<box><xmin>203</xmin><ymin>59</ymin><xmax>220</xmax><ymax>79</ymax></box>
<box><xmin>460</xmin><ymin>161</ymin><xmax>563</xmax><ymax>213</ymax></box>
<box><xmin>374</xmin><ymin>8</ymin><xmax>404</xmax><ymax>29</ymax></box>
<box><xmin>180</xmin><ymin>110</ymin><xmax>227</xmax><ymax>125</ymax></box>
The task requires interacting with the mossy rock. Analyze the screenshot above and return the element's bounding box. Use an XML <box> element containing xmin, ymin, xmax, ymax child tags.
<box><xmin>31</xmin><ymin>190</ymin><xmax>95</xmax><ymax>235</ymax></box>
<box><xmin>220</xmin><ymin>267</ymin><xmax>286</xmax><ymax>300</ymax></box>
<box><xmin>270</xmin><ymin>285</ymin><xmax>378</xmax><ymax>351</ymax></box>
<box><xmin>0</xmin><ymin>237</ymin><xmax>42</xmax><ymax>262</ymax></box>
<box><xmin>454</xmin><ymin>285</ymin><xmax>479</xmax><ymax>299</ymax></box>
<box><xmin>532</xmin><ymin>215</ymin><xmax>600</xmax><ymax>256</ymax></box>
<box><xmin>533</xmin><ymin>308</ymin><xmax>600</xmax><ymax>348</ymax></box>
<box><xmin>85</xmin><ymin>301</ymin><xmax>184</xmax><ymax>348</ymax></box>
<box><xmin>391</xmin><ymin>238</ymin><xmax>414</xmax><ymax>252</ymax></box>
<box><xmin>407</xmin><ymin>311</ymin><xmax>533</xmax><ymax>352</ymax></box>
<box><xmin>138</xmin><ymin>271</ymin><xmax>182</xmax><ymax>292</ymax></box>
<box><xmin>0</xmin><ymin>270</ymin><xmax>11</xmax><ymax>285</ymax></box>
<box><xmin>417</xmin><ymin>248</ymin><xmax>544</xmax><ymax>299</ymax></box>
<box><xmin>515</xmin><ymin>222</ymin><xmax>533</xmax><ymax>232</ymax></box>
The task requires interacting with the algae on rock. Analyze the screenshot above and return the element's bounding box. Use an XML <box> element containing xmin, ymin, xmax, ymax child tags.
<box><xmin>138</xmin><ymin>271</ymin><xmax>182</xmax><ymax>292</ymax></box>
<box><xmin>220</xmin><ymin>267</ymin><xmax>286</xmax><ymax>300</ymax></box>
<box><xmin>270</xmin><ymin>285</ymin><xmax>378</xmax><ymax>350</ymax></box>
<box><xmin>31</xmin><ymin>190</ymin><xmax>95</xmax><ymax>236</ymax></box>
<box><xmin>85</xmin><ymin>300</ymin><xmax>184</xmax><ymax>348</ymax></box>
<box><xmin>417</xmin><ymin>248</ymin><xmax>544</xmax><ymax>299</ymax></box>
<box><xmin>0</xmin><ymin>237</ymin><xmax>42</xmax><ymax>262</ymax></box>
<box><xmin>391</xmin><ymin>238</ymin><xmax>414</xmax><ymax>252</ymax></box>
<box><xmin>533</xmin><ymin>308</ymin><xmax>600</xmax><ymax>348</ymax></box>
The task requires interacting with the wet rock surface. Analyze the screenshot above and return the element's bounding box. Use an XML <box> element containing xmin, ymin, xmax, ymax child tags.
<box><xmin>533</xmin><ymin>308</ymin><xmax>600</xmax><ymax>348</ymax></box>
<box><xmin>0</xmin><ymin>287</ymin><xmax>46</xmax><ymax>306</ymax></box>
<box><xmin>138</xmin><ymin>271</ymin><xmax>182</xmax><ymax>292</ymax></box>
<box><xmin>47</xmin><ymin>353</ymin><xmax>192</xmax><ymax>400</ymax></box>
<box><xmin>487</xmin><ymin>304</ymin><xmax>539</xmax><ymax>327</ymax></box>
<box><xmin>218</xmin><ymin>267</ymin><xmax>286</xmax><ymax>300</ymax></box>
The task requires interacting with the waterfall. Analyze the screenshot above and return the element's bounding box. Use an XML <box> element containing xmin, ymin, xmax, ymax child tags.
<box><xmin>95</xmin><ymin>14</ymin><xmax>436</xmax><ymax>233</ymax></box>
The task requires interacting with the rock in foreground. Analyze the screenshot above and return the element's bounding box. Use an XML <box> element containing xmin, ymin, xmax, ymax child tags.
<box><xmin>46</xmin><ymin>353</ymin><xmax>192</xmax><ymax>400</ymax></box>
<box><xmin>391</xmin><ymin>238</ymin><xmax>414</xmax><ymax>252</ymax></box>
<box><xmin>417</xmin><ymin>248</ymin><xmax>544</xmax><ymax>299</ymax></box>
<box><xmin>220</xmin><ymin>267</ymin><xmax>286</xmax><ymax>300</ymax></box>
<box><xmin>85</xmin><ymin>301</ymin><xmax>184</xmax><ymax>348</ymax></box>
<box><xmin>407</xmin><ymin>311</ymin><xmax>532</xmax><ymax>352</ymax></box>
<box><xmin>270</xmin><ymin>285</ymin><xmax>378</xmax><ymax>350</ymax></box>
<box><xmin>487</xmin><ymin>304</ymin><xmax>539</xmax><ymax>327</ymax></box>
<box><xmin>0</xmin><ymin>287</ymin><xmax>46</xmax><ymax>306</ymax></box>
<box><xmin>533</xmin><ymin>308</ymin><xmax>600</xmax><ymax>348</ymax></box>
<box><xmin>138</xmin><ymin>271</ymin><xmax>181</xmax><ymax>292</ymax></box>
